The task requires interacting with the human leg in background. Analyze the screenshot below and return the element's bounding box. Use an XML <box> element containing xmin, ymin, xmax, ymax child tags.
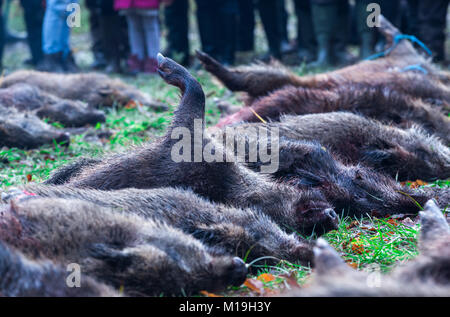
<box><xmin>98</xmin><ymin>0</ymin><xmax>128</xmax><ymax>73</ymax></box>
<box><xmin>293</xmin><ymin>0</ymin><xmax>316</xmax><ymax>63</ymax></box>
<box><xmin>86</xmin><ymin>0</ymin><xmax>107</xmax><ymax>70</ymax></box>
<box><xmin>164</xmin><ymin>0</ymin><xmax>190</xmax><ymax>66</ymax></box>
<box><xmin>333</xmin><ymin>0</ymin><xmax>353</xmax><ymax>65</ymax></box>
<box><xmin>195</xmin><ymin>0</ymin><xmax>218</xmax><ymax>60</ymax></box>
<box><xmin>125</xmin><ymin>12</ymin><xmax>146</xmax><ymax>73</ymax></box>
<box><xmin>417</xmin><ymin>0</ymin><xmax>449</xmax><ymax>63</ymax></box>
<box><xmin>355</xmin><ymin>0</ymin><xmax>376</xmax><ymax>59</ymax></box>
<box><xmin>20</xmin><ymin>0</ymin><xmax>44</xmax><ymax>66</ymax></box>
<box><xmin>279</xmin><ymin>0</ymin><xmax>294</xmax><ymax>54</ymax></box>
<box><xmin>256</xmin><ymin>0</ymin><xmax>282</xmax><ymax>60</ymax></box>
<box><xmin>310</xmin><ymin>0</ymin><xmax>338</xmax><ymax>67</ymax></box>
<box><xmin>39</xmin><ymin>0</ymin><xmax>79</xmax><ymax>73</ymax></box>
<box><xmin>237</xmin><ymin>0</ymin><xmax>255</xmax><ymax>52</ymax></box>
<box><xmin>216</xmin><ymin>0</ymin><xmax>239</xmax><ymax>65</ymax></box>
<box><xmin>142</xmin><ymin>14</ymin><xmax>160</xmax><ymax>73</ymax></box>
<box><xmin>0</xmin><ymin>0</ymin><xmax>4</xmax><ymax>70</ymax></box>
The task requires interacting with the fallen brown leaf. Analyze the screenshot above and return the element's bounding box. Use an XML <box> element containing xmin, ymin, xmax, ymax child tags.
<box><xmin>257</xmin><ymin>273</ymin><xmax>275</xmax><ymax>283</ymax></box>
<box><xmin>244</xmin><ymin>278</ymin><xmax>265</xmax><ymax>295</ymax></box>
<box><xmin>200</xmin><ymin>290</ymin><xmax>221</xmax><ymax>297</ymax></box>
<box><xmin>124</xmin><ymin>100</ymin><xmax>137</xmax><ymax>109</ymax></box>
<box><xmin>350</xmin><ymin>239</ymin><xmax>365</xmax><ymax>254</ymax></box>
<box><xmin>346</xmin><ymin>261</ymin><xmax>358</xmax><ymax>269</ymax></box>
<box><xmin>387</xmin><ymin>219</ymin><xmax>399</xmax><ymax>226</ymax></box>
<box><xmin>361</xmin><ymin>226</ymin><xmax>377</xmax><ymax>232</ymax></box>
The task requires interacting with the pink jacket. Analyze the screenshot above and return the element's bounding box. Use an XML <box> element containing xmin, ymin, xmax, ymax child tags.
<box><xmin>114</xmin><ymin>0</ymin><xmax>160</xmax><ymax>10</ymax></box>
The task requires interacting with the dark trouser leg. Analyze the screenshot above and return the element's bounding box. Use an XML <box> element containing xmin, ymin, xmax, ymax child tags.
<box><xmin>405</xmin><ymin>0</ymin><xmax>419</xmax><ymax>35</ymax></box>
<box><xmin>20</xmin><ymin>0</ymin><xmax>44</xmax><ymax>65</ymax></box>
<box><xmin>86</xmin><ymin>0</ymin><xmax>106</xmax><ymax>69</ymax></box>
<box><xmin>237</xmin><ymin>0</ymin><xmax>255</xmax><ymax>52</ymax></box>
<box><xmin>378</xmin><ymin>0</ymin><xmax>401</xmax><ymax>28</ymax></box>
<box><xmin>417</xmin><ymin>0</ymin><xmax>449</xmax><ymax>62</ymax></box>
<box><xmin>279</xmin><ymin>0</ymin><xmax>289</xmax><ymax>43</ymax></box>
<box><xmin>310</xmin><ymin>0</ymin><xmax>338</xmax><ymax>67</ymax></box>
<box><xmin>355</xmin><ymin>0</ymin><xmax>376</xmax><ymax>59</ymax></box>
<box><xmin>294</xmin><ymin>0</ymin><xmax>316</xmax><ymax>62</ymax></box>
<box><xmin>333</xmin><ymin>0</ymin><xmax>352</xmax><ymax>64</ymax></box>
<box><xmin>257</xmin><ymin>0</ymin><xmax>282</xmax><ymax>59</ymax></box>
<box><xmin>216</xmin><ymin>0</ymin><xmax>238</xmax><ymax>64</ymax></box>
<box><xmin>196</xmin><ymin>0</ymin><xmax>218</xmax><ymax>58</ymax></box>
<box><xmin>100</xmin><ymin>14</ymin><xmax>123</xmax><ymax>72</ymax></box>
<box><xmin>0</xmin><ymin>0</ymin><xmax>3</xmax><ymax>69</ymax></box>
<box><xmin>164</xmin><ymin>0</ymin><xmax>190</xmax><ymax>65</ymax></box>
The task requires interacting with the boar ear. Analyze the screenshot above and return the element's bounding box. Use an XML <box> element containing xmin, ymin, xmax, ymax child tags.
<box><xmin>362</xmin><ymin>149</ymin><xmax>394</xmax><ymax>166</ymax></box>
<box><xmin>88</xmin><ymin>243</ymin><xmax>132</xmax><ymax>269</ymax></box>
<box><xmin>419</xmin><ymin>200</ymin><xmax>450</xmax><ymax>243</ymax></box>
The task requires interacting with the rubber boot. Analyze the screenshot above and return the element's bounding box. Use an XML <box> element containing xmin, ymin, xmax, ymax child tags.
<box><xmin>333</xmin><ymin>0</ymin><xmax>354</xmax><ymax>66</ymax></box>
<box><xmin>310</xmin><ymin>3</ymin><xmax>336</xmax><ymax>68</ymax></box>
<box><xmin>63</xmin><ymin>52</ymin><xmax>80</xmax><ymax>73</ymax></box>
<box><xmin>37</xmin><ymin>52</ymin><xmax>65</xmax><ymax>73</ymax></box>
<box><xmin>143</xmin><ymin>57</ymin><xmax>158</xmax><ymax>74</ymax></box>
<box><xmin>100</xmin><ymin>14</ymin><xmax>124</xmax><ymax>73</ymax></box>
<box><xmin>127</xmin><ymin>54</ymin><xmax>143</xmax><ymax>74</ymax></box>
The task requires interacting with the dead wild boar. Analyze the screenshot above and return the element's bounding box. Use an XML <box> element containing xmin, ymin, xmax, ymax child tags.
<box><xmin>197</xmin><ymin>16</ymin><xmax>450</xmax><ymax>103</ymax></box>
<box><xmin>0</xmin><ymin>241</ymin><xmax>118</xmax><ymax>297</ymax></box>
<box><xmin>0</xmin><ymin>83</ymin><xmax>106</xmax><ymax>127</ymax></box>
<box><xmin>0</xmin><ymin>197</ymin><xmax>248</xmax><ymax>296</ymax></box>
<box><xmin>213</xmin><ymin>82</ymin><xmax>450</xmax><ymax>143</ymax></box>
<box><xmin>6</xmin><ymin>184</ymin><xmax>315</xmax><ymax>265</ymax></box>
<box><xmin>0</xmin><ymin>71</ymin><xmax>168</xmax><ymax>110</ymax></box>
<box><xmin>44</xmin><ymin>54</ymin><xmax>338</xmax><ymax>237</ymax></box>
<box><xmin>207</xmin><ymin>134</ymin><xmax>430</xmax><ymax>219</ymax></box>
<box><xmin>211</xmin><ymin>112</ymin><xmax>450</xmax><ymax>182</ymax></box>
<box><xmin>0</xmin><ymin>105</ymin><xmax>70</xmax><ymax>149</ymax></box>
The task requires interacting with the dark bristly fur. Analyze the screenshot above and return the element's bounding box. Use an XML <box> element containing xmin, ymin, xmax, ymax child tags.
<box><xmin>283</xmin><ymin>200</ymin><xmax>450</xmax><ymax>296</ymax></box>
<box><xmin>48</xmin><ymin>54</ymin><xmax>338</xmax><ymax>236</ymax></box>
<box><xmin>214</xmin><ymin>83</ymin><xmax>450</xmax><ymax>142</ymax></box>
<box><xmin>211</xmin><ymin>135</ymin><xmax>430</xmax><ymax>218</ymax></box>
<box><xmin>0</xmin><ymin>70</ymin><xmax>167</xmax><ymax>110</ymax></box>
<box><xmin>0</xmin><ymin>198</ymin><xmax>248</xmax><ymax>296</ymax></box>
<box><xmin>0</xmin><ymin>241</ymin><xmax>118</xmax><ymax>297</ymax></box>
<box><xmin>44</xmin><ymin>158</ymin><xmax>103</xmax><ymax>185</ymax></box>
<box><xmin>0</xmin><ymin>104</ymin><xmax>70</xmax><ymax>149</ymax></box>
<box><xmin>0</xmin><ymin>83</ymin><xmax>106</xmax><ymax>127</ymax></box>
<box><xmin>10</xmin><ymin>185</ymin><xmax>315</xmax><ymax>265</ymax></box>
<box><xmin>197</xmin><ymin>16</ymin><xmax>450</xmax><ymax>103</ymax></box>
<box><xmin>216</xmin><ymin>112</ymin><xmax>450</xmax><ymax>182</ymax></box>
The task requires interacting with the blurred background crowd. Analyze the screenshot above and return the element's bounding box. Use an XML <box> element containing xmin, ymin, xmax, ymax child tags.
<box><xmin>0</xmin><ymin>0</ymin><xmax>448</xmax><ymax>74</ymax></box>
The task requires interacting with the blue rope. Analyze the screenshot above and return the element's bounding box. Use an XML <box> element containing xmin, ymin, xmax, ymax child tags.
<box><xmin>364</xmin><ymin>34</ymin><xmax>432</xmax><ymax>61</ymax></box>
<box><xmin>399</xmin><ymin>64</ymin><xmax>429</xmax><ymax>74</ymax></box>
